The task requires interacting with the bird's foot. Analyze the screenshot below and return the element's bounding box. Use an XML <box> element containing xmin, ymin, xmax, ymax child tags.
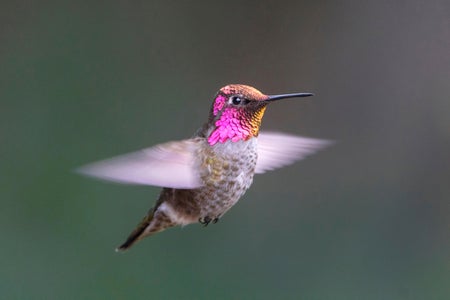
<box><xmin>199</xmin><ymin>216</ymin><xmax>220</xmax><ymax>226</ymax></box>
<box><xmin>199</xmin><ymin>216</ymin><xmax>212</xmax><ymax>226</ymax></box>
<box><xmin>200</xmin><ymin>216</ymin><xmax>220</xmax><ymax>226</ymax></box>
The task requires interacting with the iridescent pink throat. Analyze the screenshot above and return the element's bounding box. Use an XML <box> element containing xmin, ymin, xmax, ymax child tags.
<box><xmin>208</xmin><ymin>95</ymin><xmax>254</xmax><ymax>145</ymax></box>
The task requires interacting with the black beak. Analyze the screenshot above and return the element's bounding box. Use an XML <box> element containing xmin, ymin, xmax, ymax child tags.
<box><xmin>267</xmin><ymin>92</ymin><xmax>313</xmax><ymax>102</ymax></box>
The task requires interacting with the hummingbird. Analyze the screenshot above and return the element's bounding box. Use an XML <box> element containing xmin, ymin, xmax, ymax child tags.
<box><xmin>77</xmin><ymin>84</ymin><xmax>331</xmax><ymax>251</ymax></box>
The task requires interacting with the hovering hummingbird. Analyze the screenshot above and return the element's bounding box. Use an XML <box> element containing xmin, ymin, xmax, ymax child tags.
<box><xmin>78</xmin><ymin>84</ymin><xmax>331</xmax><ymax>251</ymax></box>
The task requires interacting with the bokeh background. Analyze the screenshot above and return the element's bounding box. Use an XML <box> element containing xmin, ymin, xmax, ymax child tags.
<box><xmin>1</xmin><ymin>1</ymin><xmax>449</xmax><ymax>299</ymax></box>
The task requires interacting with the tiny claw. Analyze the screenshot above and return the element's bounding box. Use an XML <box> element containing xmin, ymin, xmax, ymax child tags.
<box><xmin>212</xmin><ymin>218</ymin><xmax>219</xmax><ymax>224</ymax></box>
<box><xmin>199</xmin><ymin>216</ymin><xmax>212</xmax><ymax>226</ymax></box>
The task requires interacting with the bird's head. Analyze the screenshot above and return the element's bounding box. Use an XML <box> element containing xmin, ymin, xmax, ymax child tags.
<box><xmin>207</xmin><ymin>84</ymin><xmax>313</xmax><ymax>145</ymax></box>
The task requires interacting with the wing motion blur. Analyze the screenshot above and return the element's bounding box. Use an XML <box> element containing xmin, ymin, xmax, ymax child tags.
<box><xmin>76</xmin><ymin>139</ymin><xmax>203</xmax><ymax>189</ymax></box>
<box><xmin>255</xmin><ymin>131</ymin><xmax>332</xmax><ymax>174</ymax></box>
<box><xmin>77</xmin><ymin>132</ymin><xmax>331</xmax><ymax>188</ymax></box>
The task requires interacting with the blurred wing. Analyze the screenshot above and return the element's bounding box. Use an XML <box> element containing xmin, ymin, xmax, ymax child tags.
<box><xmin>255</xmin><ymin>131</ymin><xmax>333</xmax><ymax>174</ymax></box>
<box><xmin>76</xmin><ymin>139</ymin><xmax>203</xmax><ymax>189</ymax></box>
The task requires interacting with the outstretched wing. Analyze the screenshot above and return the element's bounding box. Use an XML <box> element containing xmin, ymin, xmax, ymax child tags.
<box><xmin>255</xmin><ymin>132</ymin><xmax>332</xmax><ymax>174</ymax></box>
<box><xmin>76</xmin><ymin>139</ymin><xmax>203</xmax><ymax>189</ymax></box>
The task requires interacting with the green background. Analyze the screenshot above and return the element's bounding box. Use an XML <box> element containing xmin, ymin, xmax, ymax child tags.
<box><xmin>1</xmin><ymin>1</ymin><xmax>449</xmax><ymax>299</ymax></box>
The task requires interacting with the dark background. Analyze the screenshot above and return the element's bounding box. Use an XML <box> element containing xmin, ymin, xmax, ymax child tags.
<box><xmin>1</xmin><ymin>1</ymin><xmax>449</xmax><ymax>299</ymax></box>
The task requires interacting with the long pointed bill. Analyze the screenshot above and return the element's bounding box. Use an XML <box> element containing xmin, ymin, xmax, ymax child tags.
<box><xmin>267</xmin><ymin>92</ymin><xmax>313</xmax><ymax>102</ymax></box>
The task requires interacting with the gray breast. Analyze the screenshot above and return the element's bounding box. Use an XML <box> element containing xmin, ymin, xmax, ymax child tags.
<box><xmin>196</xmin><ymin>138</ymin><xmax>258</xmax><ymax>218</ymax></box>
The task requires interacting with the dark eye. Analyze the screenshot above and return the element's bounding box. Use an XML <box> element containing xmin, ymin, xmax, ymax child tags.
<box><xmin>230</xmin><ymin>95</ymin><xmax>249</xmax><ymax>105</ymax></box>
<box><xmin>231</xmin><ymin>96</ymin><xmax>242</xmax><ymax>105</ymax></box>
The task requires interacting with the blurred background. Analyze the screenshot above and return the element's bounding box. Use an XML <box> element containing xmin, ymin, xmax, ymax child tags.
<box><xmin>1</xmin><ymin>1</ymin><xmax>449</xmax><ymax>299</ymax></box>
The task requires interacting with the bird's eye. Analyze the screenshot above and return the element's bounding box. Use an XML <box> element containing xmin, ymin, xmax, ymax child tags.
<box><xmin>230</xmin><ymin>95</ymin><xmax>249</xmax><ymax>105</ymax></box>
<box><xmin>230</xmin><ymin>96</ymin><xmax>242</xmax><ymax>105</ymax></box>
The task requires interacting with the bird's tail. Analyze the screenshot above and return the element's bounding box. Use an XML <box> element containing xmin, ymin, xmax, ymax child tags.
<box><xmin>116</xmin><ymin>207</ymin><xmax>175</xmax><ymax>251</ymax></box>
